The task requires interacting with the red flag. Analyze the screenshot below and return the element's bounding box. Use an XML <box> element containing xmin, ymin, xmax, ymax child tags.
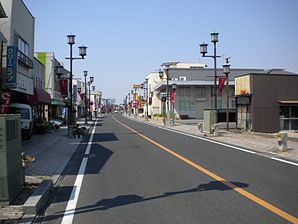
<box><xmin>59</xmin><ymin>80</ymin><xmax>68</xmax><ymax>97</ymax></box>
<box><xmin>218</xmin><ymin>77</ymin><xmax>227</xmax><ymax>96</ymax></box>
<box><xmin>170</xmin><ymin>90</ymin><xmax>175</xmax><ymax>103</ymax></box>
<box><xmin>79</xmin><ymin>93</ymin><xmax>85</xmax><ymax>101</ymax></box>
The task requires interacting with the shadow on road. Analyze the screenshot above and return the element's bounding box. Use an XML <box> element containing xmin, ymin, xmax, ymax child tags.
<box><xmin>50</xmin><ymin>180</ymin><xmax>248</xmax><ymax>218</ymax></box>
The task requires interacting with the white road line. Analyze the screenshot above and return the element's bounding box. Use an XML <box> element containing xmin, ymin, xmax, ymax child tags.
<box><xmin>61</xmin><ymin>120</ymin><xmax>97</xmax><ymax>224</ymax></box>
<box><xmin>270</xmin><ymin>157</ymin><xmax>298</xmax><ymax>167</ymax></box>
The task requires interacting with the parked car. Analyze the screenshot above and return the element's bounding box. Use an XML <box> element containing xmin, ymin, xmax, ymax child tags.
<box><xmin>9</xmin><ymin>103</ymin><xmax>34</xmax><ymax>139</ymax></box>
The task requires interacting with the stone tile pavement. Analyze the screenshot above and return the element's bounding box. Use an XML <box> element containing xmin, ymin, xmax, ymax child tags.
<box><xmin>0</xmin><ymin>118</ymin><xmax>92</xmax><ymax>223</ymax></box>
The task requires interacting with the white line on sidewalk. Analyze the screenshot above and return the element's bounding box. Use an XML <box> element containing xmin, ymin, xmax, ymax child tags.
<box><xmin>61</xmin><ymin>120</ymin><xmax>97</xmax><ymax>224</ymax></box>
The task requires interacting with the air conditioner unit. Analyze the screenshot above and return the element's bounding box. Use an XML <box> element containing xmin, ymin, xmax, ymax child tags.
<box><xmin>179</xmin><ymin>76</ymin><xmax>186</xmax><ymax>81</ymax></box>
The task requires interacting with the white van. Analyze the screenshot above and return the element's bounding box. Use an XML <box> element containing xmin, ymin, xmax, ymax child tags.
<box><xmin>9</xmin><ymin>103</ymin><xmax>34</xmax><ymax>139</ymax></box>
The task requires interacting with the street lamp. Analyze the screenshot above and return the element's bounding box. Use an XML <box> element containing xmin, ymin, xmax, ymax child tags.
<box><xmin>83</xmin><ymin>71</ymin><xmax>88</xmax><ymax>124</ymax></box>
<box><xmin>88</xmin><ymin>76</ymin><xmax>94</xmax><ymax>120</ymax></box>
<box><xmin>145</xmin><ymin>78</ymin><xmax>149</xmax><ymax>121</ymax></box>
<box><xmin>159</xmin><ymin>69</ymin><xmax>167</xmax><ymax>125</ymax></box>
<box><xmin>171</xmin><ymin>83</ymin><xmax>177</xmax><ymax>126</ymax></box>
<box><xmin>223</xmin><ymin>57</ymin><xmax>231</xmax><ymax>130</ymax></box>
<box><xmin>128</xmin><ymin>92</ymin><xmax>131</xmax><ymax>115</ymax></box>
<box><xmin>65</xmin><ymin>34</ymin><xmax>87</xmax><ymax>136</ymax></box>
<box><xmin>199</xmin><ymin>32</ymin><xmax>221</xmax><ymax>112</ymax></box>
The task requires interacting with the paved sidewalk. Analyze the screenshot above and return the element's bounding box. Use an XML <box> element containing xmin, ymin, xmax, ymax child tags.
<box><xmin>124</xmin><ymin>114</ymin><xmax>298</xmax><ymax>163</ymax></box>
<box><xmin>0</xmin><ymin>118</ymin><xmax>92</xmax><ymax>223</ymax></box>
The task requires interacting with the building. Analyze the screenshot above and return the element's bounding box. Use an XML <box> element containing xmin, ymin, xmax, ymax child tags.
<box><xmin>0</xmin><ymin>0</ymin><xmax>34</xmax><ymax>106</ymax></box>
<box><xmin>235</xmin><ymin>70</ymin><xmax>298</xmax><ymax>133</ymax></box>
<box><xmin>153</xmin><ymin>63</ymin><xmax>265</xmax><ymax>119</ymax></box>
<box><xmin>35</xmin><ymin>52</ymin><xmax>66</xmax><ymax>120</ymax></box>
<box><xmin>28</xmin><ymin>57</ymin><xmax>51</xmax><ymax>122</ymax></box>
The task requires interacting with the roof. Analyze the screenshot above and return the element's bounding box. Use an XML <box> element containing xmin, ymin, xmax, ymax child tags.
<box><xmin>236</xmin><ymin>69</ymin><xmax>298</xmax><ymax>78</ymax></box>
<box><xmin>167</xmin><ymin>68</ymin><xmax>266</xmax><ymax>82</ymax></box>
<box><xmin>0</xmin><ymin>3</ymin><xmax>7</xmax><ymax>18</ymax></box>
<box><xmin>153</xmin><ymin>67</ymin><xmax>297</xmax><ymax>91</ymax></box>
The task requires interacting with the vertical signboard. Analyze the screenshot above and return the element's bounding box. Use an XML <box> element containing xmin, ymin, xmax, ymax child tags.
<box><xmin>59</xmin><ymin>80</ymin><xmax>68</xmax><ymax>97</ymax></box>
<box><xmin>73</xmin><ymin>85</ymin><xmax>77</xmax><ymax>103</ymax></box>
<box><xmin>235</xmin><ymin>75</ymin><xmax>251</xmax><ymax>96</ymax></box>
<box><xmin>6</xmin><ymin>46</ymin><xmax>18</xmax><ymax>88</ymax></box>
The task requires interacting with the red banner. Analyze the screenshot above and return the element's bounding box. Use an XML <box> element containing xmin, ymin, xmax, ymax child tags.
<box><xmin>218</xmin><ymin>77</ymin><xmax>227</xmax><ymax>96</ymax></box>
<box><xmin>79</xmin><ymin>93</ymin><xmax>85</xmax><ymax>101</ymax></box>
<box><xmin>0</xmin><ymin>92</ymin><xmax>12</xmax><ymax>114</ymax></box>
<box><xmin>59</xmin><ymin>80</ymin><xmax>68</xmax><ymax>97</ymax></box>
<box><xmin>170</xmin><ymin>90</ymin><xmax>175</xmax><ymax>104</ymax></box>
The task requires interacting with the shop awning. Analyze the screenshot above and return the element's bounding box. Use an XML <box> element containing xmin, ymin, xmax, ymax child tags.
<box><xmin>279</xmin><ymin>100</ymin><xmax>298</xmax><ymax>104</ymax></box>
<box><xmin>29</xmin><ymin>88</ymin><xmax>51</xmax><ymax>104</ymax></box>
<box><xmin>51</xmin><ymin>99</ymin><xmax>66</xmax><ymax>106</ymax></box>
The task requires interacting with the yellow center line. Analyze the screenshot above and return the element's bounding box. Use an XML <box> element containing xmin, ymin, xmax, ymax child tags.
<box><xmin>113</xmin><ymin>116</ymin><xmax>298</xmax><ymax>224</ymax></box>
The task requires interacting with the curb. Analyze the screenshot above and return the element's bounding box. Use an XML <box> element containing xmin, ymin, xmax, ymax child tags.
<box><xmin>18</xmin><ymin>119</ymin><xmax>96</xmax><ymax>221</ymax></box>
<box><xmin>23</xmin><ymin>179</ymin><xmax>53</xmax><ymax>215</ymax></box>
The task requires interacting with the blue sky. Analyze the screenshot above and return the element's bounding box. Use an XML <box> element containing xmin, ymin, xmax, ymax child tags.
<box><xmin>23</xmin><ymin>0</ymin><xmax>298</xmax><ymax>103</ymax></box>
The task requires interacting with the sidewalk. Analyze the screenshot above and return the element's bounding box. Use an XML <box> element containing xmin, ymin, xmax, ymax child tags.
<box><xmin>125</xmin><ymin>114</ymin><xmax>298</xmax><ymax>163</ymax></box>
<box><xmin>0</xmin><ymin>118</ymin><xmax>92</xmax><ymax>223</ymax></box>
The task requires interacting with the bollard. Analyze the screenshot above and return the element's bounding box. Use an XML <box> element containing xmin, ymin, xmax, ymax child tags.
<box><xmin>198</xmin><ymin>123</ymin><xmax>203</xmax><ymax>132</ymax></box>
<box><xmin>274</xmin><ymin>132</ymin><xmax>288</xmax><ymax>151</ymax></box>
<box><xmin>213</xmin><ymin>124</ymin><xmax>219</xmax><ymax>137</ymax></box>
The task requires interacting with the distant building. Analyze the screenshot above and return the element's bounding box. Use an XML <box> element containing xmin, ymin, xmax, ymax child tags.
<box><xmin>35</xmin><ymin>52</ymin><xmax>66</xmax><ymax>119</ymax></box>
<box><xmin>235</xmin><ymin>70</ymin><xmax>298</xmax><ymax>133</ymax></box>
<box><xmin>153</xmin><ymin>63</ymin><xmax>266</xmax><ymax>119</ymax></box>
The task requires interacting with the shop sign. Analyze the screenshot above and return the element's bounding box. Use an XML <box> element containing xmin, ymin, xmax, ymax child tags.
<box><xmin>6</xmin><ymin>46</ymin><xmax>17</xmax><ymax>88</ymax></box>
<box><xmin>235</xmin><ymin>75</ymin><xmax>251</xmax><ymax>96</ymax></box>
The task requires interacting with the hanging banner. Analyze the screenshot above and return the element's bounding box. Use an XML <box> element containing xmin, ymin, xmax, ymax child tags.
<box><xmin>6</xmin><ymin>46</ymin><xmax>18</xmax><ymax>88</ymax></box>
<box><xmin>218</xmin><ymin>77</ymin><xmax>227</xmax><ymax>96</ymax></box>
<box><xmin>79</xmin><ymin>93</ymin><xmax>85</xmax><ymax>101</ymax></box>
<box><xmin>170</xmin><ymin>90</ymin><xmax>175</xmax><ymax>103</ymax></box>
<box><xmin>59</xmin><ymin>79</ymin><xmax>68</xmax><ymax>97</ymax></box>
<box><xmin>0</xmin><ymin>92</ymin><xmax>12</xmax><ymax>114</ymax></box>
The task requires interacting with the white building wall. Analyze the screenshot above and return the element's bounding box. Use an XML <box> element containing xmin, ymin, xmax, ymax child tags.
<box><xmin>1</xmin><ymin>0</ymin><xmax>34</xmax><ymax>95</ymax></box>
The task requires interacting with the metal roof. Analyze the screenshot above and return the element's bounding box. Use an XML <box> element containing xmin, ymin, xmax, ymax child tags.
<box><xmin>0</xmin><ymin>3</ymin><xmax>7</xmax><ymax>18</ymax></box>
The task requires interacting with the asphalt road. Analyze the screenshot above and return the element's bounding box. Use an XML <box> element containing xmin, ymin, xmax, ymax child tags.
<box><xmin>41</xmin><ymin>114</ymin><xmax>298</xmax><ymax>224</ymax></box>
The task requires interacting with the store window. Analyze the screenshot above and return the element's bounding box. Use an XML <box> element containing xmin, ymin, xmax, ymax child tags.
<box><xmin>195</xmin><ymin>87</ymin><xmax>206</xmax><ymax>98</ymax></box>
<box><xmin>180</xmin><ymin>87</ymin><xmax>191</xmax><ymax>97</ymax></box>
<box><xmin>179</xmin><ymin>100</ymin><xmax>191</xmax><ymax>111</ymax></box>
<box><xmin>18</xmin><ymin>37</ymin><xmax>29</xmax><ymax>57</ymax></box>
<box><xmin>280</xmin><ymin>105</ymin><xmax>298</xmax><ymax>130</ymax></box>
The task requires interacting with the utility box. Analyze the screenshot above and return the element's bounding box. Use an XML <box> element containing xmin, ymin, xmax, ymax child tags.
<box><xmin>0</xmin><ymin>114</ymin><xmax>24</xmax><ymax>205</ymax></box>
<box><xmin>203</xmin><ymin>110</ymin><xmax>217</xmax><ymax>134</ymax></box>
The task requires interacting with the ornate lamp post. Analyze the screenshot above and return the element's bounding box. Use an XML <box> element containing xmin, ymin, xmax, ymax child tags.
<box><xmin>171</xmin><ymin>83</ymin><xmax>177</xmax><ymax>126</ymax></box>
<box><xmin>159</xmin><ymin>70</ymin><xmax>167</xmax><ymax>125</ymax></box>
<box><xmin>65</xmin><ymin>34</ymin><xmax>87</xmax><ymax>136</ymax></box>
<box><xmin>83</xmin><ymin>71</ymin><xmax>88</xmax><ymax>124</ymax></box>
<box><xmin>200</xmin><ymin>32</ymin><xmax>221</xmax><ymax>112</ymax></box>
<box><xmin>88</xmin><ymin>76</ymin><xmax>94</xmax><ymax>120</ymax></box>
<box><xmin>223</xmin><ymin>57</ymin><xmax>231</xmax><ymax>130</ymax></box>
<box><xmin>128</xmin><ymin>92</ymin><xmax>131</xmax><ymax>115</ymax></box>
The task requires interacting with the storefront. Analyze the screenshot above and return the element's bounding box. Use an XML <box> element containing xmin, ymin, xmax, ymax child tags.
<box><xmin>279</xmin><ymin>102</ymin><xmax>298</xmax><ymax>131</ymax></box>
<box><xmin>235</xmin><ymin>72</ymin><xmax>298</xmax><ymax>133</ymax></box>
